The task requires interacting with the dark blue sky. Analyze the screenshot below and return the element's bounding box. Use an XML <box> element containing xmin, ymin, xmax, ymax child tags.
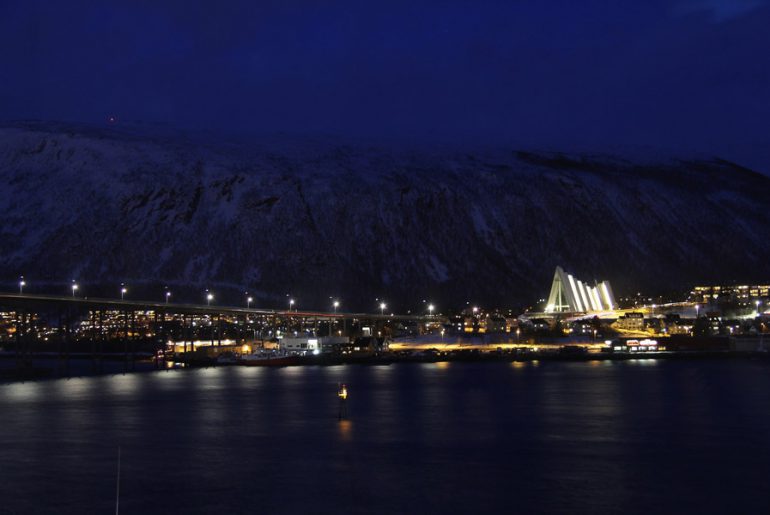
<box><xmin>2</xmin><ymin>0</ymin><xmax>769</xmax><ymax>171</ymax></box>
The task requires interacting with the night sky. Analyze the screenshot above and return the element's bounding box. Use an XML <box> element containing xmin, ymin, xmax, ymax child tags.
<box><xmin>2</xmin><ymin>0</ymin><xmax>769</xmax><ymax>172</ymax></box>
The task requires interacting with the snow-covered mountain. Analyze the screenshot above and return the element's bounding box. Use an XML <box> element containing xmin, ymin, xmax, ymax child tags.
<box><xmin>1</xmin><ymin>122</ymin><xmax>768</xmax><ymax>311</ymax></box>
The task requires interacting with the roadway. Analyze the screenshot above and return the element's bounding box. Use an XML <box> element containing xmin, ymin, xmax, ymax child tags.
<box><xmin>0</xmin><ymin>293</ymin><xmax>433</xmax><ymax>321</ymax></box>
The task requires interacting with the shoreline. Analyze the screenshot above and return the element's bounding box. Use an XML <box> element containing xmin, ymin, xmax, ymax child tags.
<box><xmin>2</xmin><ymin>349</ymin><xmax>769</xmax><ymax>384</ymax></box>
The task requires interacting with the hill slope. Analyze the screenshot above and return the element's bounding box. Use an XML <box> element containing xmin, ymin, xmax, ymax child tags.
<box><xmin>1</xmin><ymin>123</ymin><xmax>768</xmax><ymax>310</ymax></box>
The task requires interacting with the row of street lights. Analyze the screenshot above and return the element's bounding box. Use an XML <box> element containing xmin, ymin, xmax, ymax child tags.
<box><xmin>16</xmin><ymin>276</ymin><xmax>442</xmax><ymax>315</ymax></box>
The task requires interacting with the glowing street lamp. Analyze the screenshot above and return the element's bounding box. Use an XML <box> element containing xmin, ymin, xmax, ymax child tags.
<box><xmin>757</xmin><ymin>300</ymin><xmax>762</xmax><ymax>316</ymax></box>
<box><xmin>18</xmin><ymin>276</ymin><xmax>25</xmax><ymax>294</ymax></box>
<box><xmin>428</xmin><ymin>304</ymin><xmax>435</xmax><ymax>317</ymax></box>
<box><xmin>472</xmin><ymin>306</ymin><xmax>479</xmax><ymax>315</ymax></box>
<box><xmin>120</xmin><ymin>285</ymin><xmax>127</xmax><ymax>300</ymax></box>
<box><xmin>71</xmin><ymin>281</ymin><xmax>79</xmax><ymax>297</ymax></box>
<box><xmin>247</xmin><ymin>296</ymin><xmax>253</xmax><ymax>309</ymax></box>
<box><xmin>165</xmin><ymin>290</ymin><xmax>171</xmax><ymax>304</ymax></box>
<box><xmin>289</xmin><ymin>299</ymin><xmax>295</xmax><ymax>312</ymax></box>
<box><xmin>206</xmin><ymin>292</ymin><xmax>214</xmax><ymax>306</ymax></box>
<box><xmin>695</xmin><ymin>304</ymin><xmax>700</xmax><ymax>318</ymax></box>
<box><xmin>379</xmin><ymin>302</ymin><xmax>386</xmax><ymax>316</ymax></box>
<box><xmin>330</xmin><ymin>300</ymin><xmax>341</xmax><ymax>337</ymax></box>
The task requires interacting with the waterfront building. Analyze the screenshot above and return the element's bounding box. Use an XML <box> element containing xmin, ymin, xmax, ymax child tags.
<box><xmin>485</xmin><ymin>314</ymin><xmax>508</xmax><ymax>333</ymax></box>
<box><xmin>322</xmin><ymin>337</ymin><xmax>355</xmax><ymax>354</ymax></box>
<box><xmin>529</xmin><ymin>318</ymin><xmax>552</xmax><ymax>332</ymax></box>
<box><xmin>351</xmin><ymin>336</ymin><xmax>385</xmax><ymax>354</ymax></box>
<box><xmin>278</xmin><ymin>336</ymin><xmax>322</xmax><ymax>355</ymax></box>
<box><xmin>612</xmin><ymin>312</ymin><xmax>645</xmax><ymax>332</ymax></box>
<box><xmin>666</xmin><ymin>319</ymin><xmax>694</xmax><ymax>336</ymax></box>
<box><xmin>545</xmin><ymin>266</ymin><xmax>616</xmax><ymax>313</ymax></box>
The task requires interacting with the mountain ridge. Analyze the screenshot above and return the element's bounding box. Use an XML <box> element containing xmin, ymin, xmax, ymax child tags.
<box><xmin>1</xmin><ymin>123</ymin><xmax>768</xmax><ymax>311</ymax></box>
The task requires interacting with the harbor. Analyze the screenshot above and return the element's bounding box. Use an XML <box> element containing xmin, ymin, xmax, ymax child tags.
<box><xmin>1</xmin><ymin>288</ymin><xmax>768</xmax><ymax>381</ymax></box>
<box><xmin>2</xmin><ymin>359</ymin><xmax>770</xmax><ymax>514</ymax></box>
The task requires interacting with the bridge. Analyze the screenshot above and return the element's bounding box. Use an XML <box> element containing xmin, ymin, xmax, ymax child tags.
<box><xmin>0</xmin><ymin>293</ymin><xmax>438</xmax><ymax>378</ymax></box>
<box><xmin>0</xmin><ymin>293</ymin><xmax>430</xmax><ymax>322</ymax></box>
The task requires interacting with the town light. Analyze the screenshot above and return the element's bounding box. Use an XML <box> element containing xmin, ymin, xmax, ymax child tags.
<box><xmin>121</xmin><ymin>286</ymin><xmax>127</xmax><ymax>300</ymax></box>
<box><xmin>289</xmin><ymin>298</ymin><xmax>295</xmax><ymax>311</ymax></box>
<box><xmin>333</xmin><ymin>300</ymin><xmax>340</xmax><ymax>313</ymax></box>
<box><xmin>71</xmin><ymin>281</ymin><xmax>79</xmax><ymax>297</ymax></box>
<box><xmin>19</xmin><ymin>276</ymin><xmax>25</xmax><ymax>294</ymax></box>
<box><xmin>207</xmin><ymin>292</ymin><xmax>214</xmax><ymax>306</ymax></box>
<box><xmin>247</xmin><ymin>296</ymin><xmax>253</xmax><ymax>308</ymax></box>
<box><xmin>379</xmin><ymin>302</ymin><xmax>386</xmax><ymax>315</ymax></box>
<box><xmin>428</xmin><ymin>304</ymin><xmax>435</xmax><ymax>317</ymax></box>
<box><xmin>165</xmin><ymin>290</ymin><xmax>171</xmax><ymax>304</ymax></box>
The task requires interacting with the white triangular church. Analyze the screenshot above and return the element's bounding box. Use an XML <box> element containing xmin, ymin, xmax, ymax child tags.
<box><xmin>545</xmin><ymin>266</ymin><xmax>616</xmax><ymax>313</ymax></box>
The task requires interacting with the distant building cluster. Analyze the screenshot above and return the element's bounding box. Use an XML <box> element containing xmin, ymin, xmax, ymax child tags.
<box><xmin>517</xmin><ymin>270</ymin><xmax>770</xmax><ymax>347</ymax></box>
<box><xmin>690</xmin><ymin>284</ymin><xmax>770</xmax><ymax>304</ymax></box>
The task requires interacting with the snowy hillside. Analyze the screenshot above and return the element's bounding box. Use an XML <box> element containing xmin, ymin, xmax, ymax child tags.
<box><xmin>1</xmin><ymin>122</ymin><xmax>768</xmax><ymax>310</ymax></box>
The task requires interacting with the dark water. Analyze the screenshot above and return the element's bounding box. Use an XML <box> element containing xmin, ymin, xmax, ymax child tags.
<box><xmin>1</xmin><ymin>359</ymin><xmax>770</xmax><ymax>514</ymax></box>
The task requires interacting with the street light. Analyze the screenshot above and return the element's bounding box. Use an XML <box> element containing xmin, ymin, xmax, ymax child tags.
<box><xmin>207</xmin><ymin>292</ymin><xmax>214</xmax><ymax>306</ymax></box>
<box><xmin>289</xmin><ymin>299</ymin><xmax>295</xmax><ymax>312</ymax></box>
<box><xmin>757</xmin><ymin>300</ymin><xmax>762</xmax><ymax>316</ymax></box>
<box><xmin>247</xmin><ymin>296</ymin><xmax>253</xmax><ymax>309</ymax></box>
<box><xmin>695</xmin><ymin>304</ymin><xmax>700</xmax><ymax>318</ymax></box>
<box><xmin>18</xmin><ymin>276</ymin><xmax>25</xmax><ymax>294</ymax></box>
<box><xmin>71</xmin><ymin>281</ymin><xmax>78</xmax><ymax>297</ymax></box>
<box><xmin>428</xmin><ymin>304</ymin><xmax>435</xmax><ymax>317</ymax></box>
<box><xmin>165</xmin><ymin>290</ymin><xmax>171</xmax><ymax>304</ymax></box>
<box><xmin>121</xmin><ymin>285</ymin><xmax>127</xmax><ymax>300</ymax></box>
<box><xmin>379</xmin><ymin>302</ymin><xmax>386</xmax><ymax>316</ymax></box>
<box><xmin>333</xmin><ymin>300</ymin><xmax>339</xmax><ymax>313</ymax></box>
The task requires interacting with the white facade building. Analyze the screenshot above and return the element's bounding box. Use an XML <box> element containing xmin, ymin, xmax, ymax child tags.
<box><xmin>545</xmin><ymin>266</ymin><xmax>616</xmax><ymax>313</ymax></box>
<box><xmin>278</xmin><ymin>337</ymin><xmax>321</xmax><ymax>355</ymax></box>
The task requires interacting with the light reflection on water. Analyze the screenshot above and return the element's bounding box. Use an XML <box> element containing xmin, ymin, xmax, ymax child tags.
<box><xmin>627</xmin><ymin>358</ymin><xmax>660</xmax><ymax>366</ymax></box>
<box><xmin>2</xmin><ymin>380</ymin><xmax>45</xmax><ymax>402</ymax></box>
<box><xmin>338</xmin><ymin>419</ymin><xmax>353</xmax><ymax>441</ymax></box>
<box><xmin>104</xmin><ymin>372</ymin><xmax>141</xmax><ymax>396</ymax></box>
<box><xmin>0</xmin><ymin>360</ymin><xmax>769</xmax><ymax>514</ymax></box>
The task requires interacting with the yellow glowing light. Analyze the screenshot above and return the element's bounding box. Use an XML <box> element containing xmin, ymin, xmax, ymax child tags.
<box><xmin>338</xmin><ymin>385</ymin><xmax>348</xmax><ymax>400</ymax></box>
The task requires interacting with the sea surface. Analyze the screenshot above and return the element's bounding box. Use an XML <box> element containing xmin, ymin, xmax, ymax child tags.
<box><xmin>1</xmin><ymin>359</ymin><xmax>770</xmax><ymax>514</ymax></box>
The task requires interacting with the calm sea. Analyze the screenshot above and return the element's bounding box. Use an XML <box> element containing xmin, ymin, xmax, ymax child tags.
<box><xmin>1</xmin><ymin>359</ymin><xmax>769</xmax><ymax>514</ymax></box>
